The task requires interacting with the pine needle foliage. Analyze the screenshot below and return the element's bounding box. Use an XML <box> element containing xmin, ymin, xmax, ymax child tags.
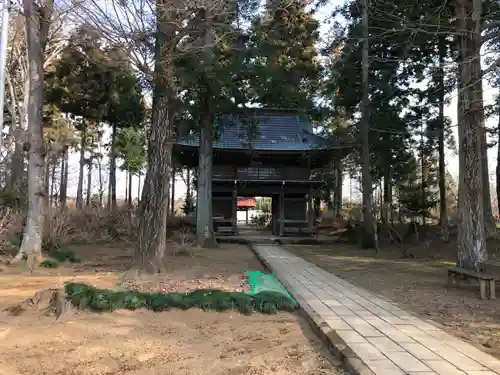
<box><xmin>64</xmin><ymin>283</ymin><xmax>298</xmax><ymax>315</ymax></box>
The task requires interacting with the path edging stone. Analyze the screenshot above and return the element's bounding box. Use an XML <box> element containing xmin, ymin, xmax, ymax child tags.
<box><xmin>247</xmin><ymin>242</ymin><xmax>375</xmax><ymax>375</ymax></box>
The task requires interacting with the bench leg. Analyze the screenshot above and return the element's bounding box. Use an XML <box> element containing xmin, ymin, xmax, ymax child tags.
<box><xmin>490</xmin><ymin>280</ymin><xmax>496</xmax><ymax>300</ymax></box>
<box><xmin>480</xmin><ymin>280</ymin><xmax>487</xmax><ymax>300</ymax></box>
<box><xmin>447</xmin><ymin>272</ymin><xmax>454</xmax><ymax>287</ymax></box>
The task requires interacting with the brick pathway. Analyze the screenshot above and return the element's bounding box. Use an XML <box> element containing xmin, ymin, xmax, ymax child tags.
<box><xmin>252</xmin><ymin>244</ymin><xmax>500</xmax><ymax>375</ymax></box>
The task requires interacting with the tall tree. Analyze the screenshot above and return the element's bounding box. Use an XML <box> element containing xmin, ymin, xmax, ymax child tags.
<box><xmin>328</xmin><ymin>0</ymin><xmax>415</xmax><ymax>246</ymax></box>
<box><xmin>175</xmin><ymin>0</ymin><xmax>257</xmax><ymax>247</ymax></box>
<box><xmin>248</xmin><ymin>0</ymin><xmax>322</xmax><ymax>111</ymax></box>
<box><xmin>12</xmin><ymin>0</ymin><xmax>54</xmax><ymax>268</ymax></box>
<box><xmin>115</xmin><ymin>127</ymin><xmax>147</xmax><ymax>203</ymax></box>
<box><xmin>103</xmin><ymin>46</ymin><xmax>146</xmax><ymax>210</ymax></box>
<box><xmin>359</xmin><ymin>0</ymin><xmax>375</xmax><ymax>248</ymax></box>
<box><xmin>455</xmin><ymin>0</ymin><xmax>486</xmax><ymax>270</ymax></box>
<box><xmin>134</xmin><ymin>5</ymin><xmax>176</xmax><ymax>273</ymax></box>
<box><xmin>47</xmin><ymin>29</ymin><xmax>112</xmax><ymax>209</ymax></box>
<box><xmin>75</xmin><ymin>0</ymin><xmax>254</xmax><ymax>270</ymax></box>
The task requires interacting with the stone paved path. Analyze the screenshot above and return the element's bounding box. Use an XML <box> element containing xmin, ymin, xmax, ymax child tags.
<box><xmin>253</xmin><ymin>244</ymin><xmax>500</xmax><ymax>375</ymax></box>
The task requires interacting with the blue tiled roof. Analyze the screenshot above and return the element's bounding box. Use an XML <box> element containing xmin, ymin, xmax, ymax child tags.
<box><xmin>174</xmin><ymin>112</ymin><xmax>334</xmax><ymax>151</ymax></box>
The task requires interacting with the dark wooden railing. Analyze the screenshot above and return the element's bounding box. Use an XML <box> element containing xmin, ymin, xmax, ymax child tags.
<box><xmin>238</xmin><ymin>167</ymin><xmax>308</xmax><ymax>180</ymax></box>
<box><xmin>213</xmin><ymin>166</ymin><xmax>236</xmax><ymax>179</ymax></box>
<box><xmin>212</xmin><ymin>166</ymin><xmax>321</xmax><ymax>181</ymax></box>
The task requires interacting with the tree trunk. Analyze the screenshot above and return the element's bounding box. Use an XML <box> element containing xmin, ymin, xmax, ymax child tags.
<box><xmin>108</xmin><ymin>123</ymin><xmax>117</xmax><ymax>210</ymax></box>
<box><xmin>456</xmin><ymin>0</ymin><xmax>487</xmax><ymax>270</ymax></box>
<box><xmin>133</xmin><ymin>17</ymin><xmax>173</xmax><ymax>274</ymax></box>
<box><xmin>97</xmin><ymin>156</ymin><xmax>103</xmax><ymax>207</ymax></box>
<box><xmin>496</xmin><ymin>96</ymin><xmax>500</xmax><ymax>213</ymax></box>
<box><xmin>420</xmin><ymin>122</ymin><xmax>427</xmax><ymax>225</ymax></box>
<box><xmin>14</xmin><ymin>0</ymin><xmax>53</xmax><ymax>270</ymax></box>
<box><xmin>196</xmin><ymin>95</ymin><xmax>216</xmax><ymax>248</ymax></box>
<box><xmin>10</xmin><ymin>131</ymin><xmax>26</xmax><ymax>193</ymax></box>
<box><xmin>186</xmin><ymin>168</ymin><xmax>191</xmax><ymax>199</ymax></box>
<box><xmin>50</xmin><ymin>162</ymin><xmax>56</xmax><ymax>206</ymax></box>
<box><xmin>457</xmin><ymin>34</ymin><xmax>465</xmax><ymax>217</ymax></box>
<box><xmin>437</xmin><ymin>36</ymin><xmax>449</xmax><ymax>242</ymax></box>
<box><xmin>195</xmin><ymin>19</ymin><xmax>216</xmax><ymax>248</ymax></box>
<box><xmin>314</xmin><ymin>197</ymin><xmax>321</xmax><ymax>220</ymax></box>
<box><xmin>43</xmin><ymin>160</ymin><xmax>50</xmax><ymax>216</ymax></box>
<box><xmin>480</xmin><ymin>86</ymin><xmax>495</xmax><ymax>235</ymax></box>
<box><xmin>333</xmin><ymin>159</ymin><xmax>343</xmax><ymax>216</ymax></box>
<box><xmin>382</xmin><ymin>168</ymin><xmax>391</xmax><ymax>222</ymax></box>
<box><xmin>59</xmin><ymin>145</ymin><xmax>68</xmax><ymax>208</ymax></box>
<box><xmin>76</xmin><ymin>132</ymin><xmax>85</xmax><ymax>210</ymax></box>
<box><xmin>137</xmin><ymin>173</ymin><xmax>141</xmax><ymax>202</ymax></box>
<box><xmin>128</xmin><ymin>171</ymin><xmax>132</xmax><ymax>206</ymax></box>
<box><xmin>9</xmin><ymin>78</ymin><xmax>29</xmax><ymax>194</ymax></box>
<box><xmin>86</xmin><ymin>158</ymin><xmax>92</xmax><ymax>206</ymax></box>
<box><xmin>360</xmin><ymin>0</ymin><xmax>375</xmax><ymax>249</ymax></box>
<box><xmin>125</xmin><ymin>170</ymin><xmax>128</xmax><ymax>206</ymax></box>
<box><xmin>170</xmin><ymin>164</ymin><xmax>176</xmax><ymax>215</ymax></box>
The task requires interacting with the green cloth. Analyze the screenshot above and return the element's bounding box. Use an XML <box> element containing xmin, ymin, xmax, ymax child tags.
<box><xmin>244</xmin><ymin>270</ymin><xmax>294</xmax><ymax>300</ymax></box>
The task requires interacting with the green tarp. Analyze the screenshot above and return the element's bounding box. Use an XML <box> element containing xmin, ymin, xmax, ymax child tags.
<box><xmin>243</xmin><ymin>270</ymin><xmax>294</xmax><ymax>300</ymax></box>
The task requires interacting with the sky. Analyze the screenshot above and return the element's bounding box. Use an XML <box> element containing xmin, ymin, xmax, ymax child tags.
<box><xmin>66</xmin><ymin>0</ymin><xmax>499</xmax><ymax>203</ymax></box>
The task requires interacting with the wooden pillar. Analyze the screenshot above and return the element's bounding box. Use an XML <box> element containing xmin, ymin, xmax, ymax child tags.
<box><xmin>245</xmin><ymin>208</ymin><xmax>248</xmax><ymax>224</ymax></box>
<box><xmin>232</xmin><ymin>181</ymin><xmax>237</xmax><ymax>234</ymax></box>
<box><xmin>170</xmin><ymin>163</ymin><xmax>176</xmax><ymax>216</ymax></box>
<box><xmin>272</xmin><ymin>197</ymin><xmax>277</xmax><ymax>235</ymax></box>
<box><xmin>308</xmin><ymin>184</ymin><xmax>314</xmax><ymax>231</ymax></box>
<box><xmin>279</xmin><ymin>182</ymin><xmax>285</xmax><ymax>236</ymax></box>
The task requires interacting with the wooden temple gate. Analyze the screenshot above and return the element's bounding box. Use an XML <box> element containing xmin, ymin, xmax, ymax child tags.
<box><xmin>172</xmin><ymin>109</ymin><xmax>344</xmax><ymax>237</ymax></box>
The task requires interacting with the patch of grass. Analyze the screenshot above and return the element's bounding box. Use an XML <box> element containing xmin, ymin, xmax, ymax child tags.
<box><xmin>329</xmin><ymin>255</ymin><xmax>378</xmax><ymax>263</ymax></box>
<box><xmin>339</xmin><ymin>265</ymin><xmax>370</xmax><ymax>271</ymax></box>
<box><xmin>7</xmin><ymin>232</ymin><xmax>80</xmax><ymax>263</ymax></box>
<box><xmin>43</xmin><ymin>241</ymin><xmax>80</xmax><ymax>263</ymax></box>
<box><xmin>48</xmin><ymin>248</ymin><xmax>80</xmax><ymax>263</ymax></box>
<box><xmin>292</xmin><ymin>245</ymin><xmax>454</xmax><ymax>278</ymax></box>
<box><xmin>39</xmin><ymin>259</ymin><xmax>59</xmax><ymax>268</ymax></box>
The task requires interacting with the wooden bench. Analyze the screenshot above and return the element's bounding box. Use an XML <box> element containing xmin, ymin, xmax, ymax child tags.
<box><xmin>282</xmin><ymin>220</ymin><xmax>316</xmax><ymax>236</ymax></box>
<box><xmin>447</xmin><ymin>266</ymin><xmax>496</xmax><ymax>300</ymax></box>
<box><xmin>479</xmin><ymin>260</ymin><xmax>500</xmax><ymax>276</ymax></box>
<box><xmin>213</xmin><ymin>217</ymin><xmax>236</xmax><ymax>235</ymax></box>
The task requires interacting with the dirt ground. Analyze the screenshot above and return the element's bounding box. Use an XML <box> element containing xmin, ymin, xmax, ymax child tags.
<box><xmin>285</xmin><ymin>240</ymin><xmax>500</xmax><ymax>359</ymax></box>
<box><xmin>0</xmin><ymin>243</ymin><xmax>344</xmax><ymax>375</ymax></box>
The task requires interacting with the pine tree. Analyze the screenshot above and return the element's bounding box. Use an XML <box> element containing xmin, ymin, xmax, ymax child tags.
<box><xmin>248</xmin><ymin>0</ymin><xmax>322</xmax><ymax>112</ymax></box>
<box><xmin>174</xmin><ymin>0</ymin><xmax>258</xmax><ymax>247</ymax></box>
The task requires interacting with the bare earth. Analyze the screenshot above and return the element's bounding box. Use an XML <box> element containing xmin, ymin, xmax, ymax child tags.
<box><xmin>285</xmin><ymin>241</ymin><xmax>500</xmax><ymax>359</ymax></box>
<box><xmin>0</xmin><ymin>243</ymin><xmax>344</xmax><ymax>375</ymax></box>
